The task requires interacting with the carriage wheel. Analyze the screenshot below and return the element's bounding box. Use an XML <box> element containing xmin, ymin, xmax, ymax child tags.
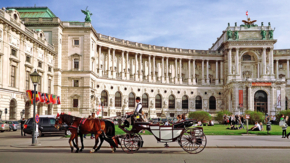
<box><xmin>120</xmin><ymin>133</ymin><xmax>142</xmax><ymax>153</ymax></box>
<box><xmin>179</xmin><ymin>128</ymin><xmax>207</xmax><ymax>154</ymax></box>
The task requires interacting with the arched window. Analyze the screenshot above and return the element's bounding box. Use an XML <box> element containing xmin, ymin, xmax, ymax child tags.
<box><xmin>142</xmin><ymin>93</ymin><xmax>148</xmax><ymax>108</ymax></box>
<box><xmin>195</xmin><ymin>96</ymin><xmax>202</xmax><ymax>109</ymax></box>
<box><xmin>115</xmin><ymin>92</ymin><xmax>121</xmax><ymax>107</ymax></box>
<box><xmin>101</xmin><ymin>90</ymin><xmax>108</xmax><ymax>106</ymax></box>
<box><xmin>209</xmin><ymin>96</ymin><xmax>216</xmax><ymax>110</ymax></box>
<box><xmin>243</xmin><ymin>54</ymin><xmax>251</xmax><ymax>61</ymax></box>
<box><xmin>129</xmin><ymin>92</ymin><xmax>135</xmax><ymax>107</ymax></box>
<box><xmin>9</xmin><ymin>99</ymin><xmax>17</xmax><ymax>120</ymax></box>
<box><xmin>169</xmin><ymin>95</ymin><xmax>175</xmax><ymax>109</ymax></box>
<box><xmin>182</xmin><ymin>95</ymin><xmax>188</xmax><ymax>109</ymax></box>
<box><xmin>155</xmin><ymin>94</ymin><xmax>162</xmax><ymax>108</ymax></box>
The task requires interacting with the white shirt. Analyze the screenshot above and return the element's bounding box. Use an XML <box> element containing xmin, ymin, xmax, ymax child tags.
<box><xmin>255</xmin><ymin>123</ymin><xmax>261</xmax><ymax>131</ymax></box>
<box><xmin>135</xmin><ymin>102</ymin><xmax>142</xmax><ymax>113</ymax></box>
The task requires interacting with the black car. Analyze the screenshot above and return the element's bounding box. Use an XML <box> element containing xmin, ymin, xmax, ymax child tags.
<box><xmin>23</xmin><ymin>116</ymin><xmax>70</xmax><ymax>137</ymax></box>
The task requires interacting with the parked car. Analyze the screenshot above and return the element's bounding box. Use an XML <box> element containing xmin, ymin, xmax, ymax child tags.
<box><xmin>23</xmin><ymin>115</ymin><xmax>70</xmax><ymax>137</ymax></box>
<box><xmin>0</xmin><ymin>121</ymin><xmax>10</xmax><ymax>132</ymax></box>
<box><xmin>5</xmin><ymin>120</ymin><xmax>20</xmax><ymax>131</ymax></box>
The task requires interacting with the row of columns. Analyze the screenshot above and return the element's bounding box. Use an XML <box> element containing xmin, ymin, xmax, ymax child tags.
<box><xmin>97</xmin><ymin>46</ymin><xmax>223</xmax><ymax>85</ymax></box>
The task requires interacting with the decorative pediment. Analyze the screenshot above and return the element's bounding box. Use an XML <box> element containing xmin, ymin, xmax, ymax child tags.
<box><xmin>71</xmin><ymin>53</ymin><xmax>82</xmax><ymax>57</ymax></box>
<box><xmin>70</xmin><ymin>94</ymin><xmax>81</xmax><ymax>99</ymax></box>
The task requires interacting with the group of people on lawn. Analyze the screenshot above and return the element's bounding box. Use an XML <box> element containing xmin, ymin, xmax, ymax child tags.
<box><xmin>224</xmin><ymin>114</ymin><xmax>246</xmax><ymax>130</ymax></box>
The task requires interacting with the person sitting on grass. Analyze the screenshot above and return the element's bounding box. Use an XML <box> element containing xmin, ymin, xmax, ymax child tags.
<box><xmin>249</xmin><ymin>121</ymin><xmax>261</xmax><ymax>131</ymax></box>
<box><xmin>226</xmin><ymin>124</ymin><xmax>238</xmax><ymax>130</ymax></box>
<box><xmin>208</xmin><ymin>120</ymin><xmax>214</xmax><ymax>126</ymax></box>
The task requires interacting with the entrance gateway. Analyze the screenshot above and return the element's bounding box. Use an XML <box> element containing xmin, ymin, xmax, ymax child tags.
<box><xmin>254</xmin><ymin>90</ymin><xmax>267</xmax><ymax>113</ymax></box>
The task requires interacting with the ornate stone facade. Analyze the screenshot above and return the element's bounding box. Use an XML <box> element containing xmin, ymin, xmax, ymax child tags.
<box><xmin>1</xmin><ymin>7</ymin><xmax>290</xmax><ymax>119</ymax></box>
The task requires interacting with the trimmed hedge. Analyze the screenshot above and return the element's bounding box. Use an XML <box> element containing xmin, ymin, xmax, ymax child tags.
<box><xmin>188</xmin><ymin>111</ymin><xmax>212</xmax><ymax>122</ymax></box>
<box><xmin>215</xmin><ymin>110</ymin><xmax>232</xmax><ymax>123</ymax></box>
<box><xmin>245</xmin><ymin>110</ymin><xmax>265</xmax><ymax>124</ymax></box>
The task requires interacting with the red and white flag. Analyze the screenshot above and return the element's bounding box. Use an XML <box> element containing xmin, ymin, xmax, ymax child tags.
<box><xmin>246</xmin><ymin>11</ymin><xmax>248</xmax><ymax>16</ymax></box>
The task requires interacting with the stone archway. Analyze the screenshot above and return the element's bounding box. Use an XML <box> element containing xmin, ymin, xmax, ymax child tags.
<box><xmin>9</xmin><ymin>99</ymin><xmax>17</xmax><ymax>120</ymax></box>
<box><xmin>254</xmin><ymin>90</ymin><xmax>267</xmax><ymax>113</ymax></box>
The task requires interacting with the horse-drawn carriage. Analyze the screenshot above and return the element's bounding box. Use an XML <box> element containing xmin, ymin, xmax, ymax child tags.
<box><xmin>55</xmin><ymin>113</ymin><xmax>206</xmax><ymax>154</ymax></box>
<box><xmin>118</xmin><ymin>117</ymin><xmax>207</xmax><ymax>154</ymax></box>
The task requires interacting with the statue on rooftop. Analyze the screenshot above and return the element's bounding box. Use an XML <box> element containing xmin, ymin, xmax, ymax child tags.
<box><xmin>234</xmin><ymin>31</ymin><xmax>239</xmax><ymax>40</ymax></box>
<box><xmin>81</xmin><ymin>6</ymin><xmax>93</xmax><ymax>22</ymax></box>
<box><xmin>269</xmin><ymin>30</ymin><xmax>274</xmax><ymax>39</ymax></box>
<box><xmin>261</xmin><ymin>30</ymin><xmax>266</xmax><ymax>40</ymax></box>
<box><xmin>227</xmin><ymin>29</ymin><xmax>232</xmax><ymax>40</ymax></box>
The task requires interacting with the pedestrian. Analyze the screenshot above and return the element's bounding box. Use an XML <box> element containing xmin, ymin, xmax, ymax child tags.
<box><xmin>281</xmin><ymin>116</ymin><xmax>288</xmax><ymax>138</ymax></box>
<box><xmin>20</xmin><ymin>118</ymin><xmax>26</xmax><ymax>136</ymax></box>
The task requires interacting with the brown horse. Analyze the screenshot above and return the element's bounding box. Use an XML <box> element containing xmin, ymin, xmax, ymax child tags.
<box><xmin>55</xmin><ymin>113</ymin><xmax>118</xmax><ymax>153</ymax></box>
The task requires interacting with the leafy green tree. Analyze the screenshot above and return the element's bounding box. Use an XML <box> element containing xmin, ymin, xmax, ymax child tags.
<box><xmin>245</xmin><ymin>110</ymin><xmax>265</xmax><ymax>124</ymax></box>
<box><xmin>188</xmin><ymin>111</ymin><xmax>212</xmax><ymax>123</ymax></box>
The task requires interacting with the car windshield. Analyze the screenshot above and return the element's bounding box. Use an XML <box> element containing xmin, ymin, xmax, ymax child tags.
<box><xmin>13</xmin><ymin>121</ymin><xmax>19</xmax><ymax>124</ymax></box>
<box><xmin>26</xmin><ymin>119</ymin><xmax>33</xmax><ymax>125</ymax></box>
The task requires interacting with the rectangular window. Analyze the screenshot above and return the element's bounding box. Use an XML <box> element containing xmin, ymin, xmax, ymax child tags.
<box><xmin>74</xmin><ymin>80</ymin><xmax>79</xmax><ymax>87</ymax></box>
<box><xmin>48</xmin><ymin>79</ymin><xmax>51</xmax><ymax>94</ymax></box>
<box><xmin>26</xmin><ymin>56</ymin><xmax>31</xmax><ymax>63</ymax></box>
<box><xmin>38</xmin><ymin>78</ymin><xmax>41</xmax><ymax>92</ymax></box>
<box><xmin>74</xmin><ymin>59</ymin><xmax>79</xmax><ymax>70</ymax></box>
<box><xmin>74</xmin><ymin>40</ymin><xmax>79</xmax><ymax>46</ymax></box>
<box><xmin>26</xmin><ymin>71</ymin><xmax>30</xmax><ymax>90</ymax></box>
<box><xmin>73</xmin><ymin>99</ymin><xmax>78</xmax><ymax>107</ymax></box>
<box><xmin>11</xmin><ymin>49</ymin><xmax>17</xmax><ymax>56</ymax></box>
<box><xmin>38</xmin><ymin>62</ymin><xmax>42</xmax><ymax>68</ymax></box>
<box><xmin>48</xmin><ymin>66</ymin><xmax>52</xmax><ymax>72</ymax></box>
<box><xmin>11</xmin><ymin>66</ymin><xmax>16</xmax><ymax>87</ymax></box>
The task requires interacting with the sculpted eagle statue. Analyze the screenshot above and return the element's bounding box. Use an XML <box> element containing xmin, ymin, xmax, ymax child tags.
<box><xmin>242</xmin><ymin>17</ymin><xmax>257</xmax><ymax>25</ymax></box>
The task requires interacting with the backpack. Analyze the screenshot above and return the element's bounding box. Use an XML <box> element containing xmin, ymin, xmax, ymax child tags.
<box><xmin>279</xmin><ymin>120</ymin><xmax>286</xmax><ymax>127</ymax></box>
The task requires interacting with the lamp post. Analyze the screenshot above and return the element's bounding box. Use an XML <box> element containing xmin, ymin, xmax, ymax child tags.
<box><xmin>30</xmin><ymin>70</ymin><xmax>41</xmax><ymax>145</ymax></box>
<box><xmin>20</xmin><ymin>109</ymin><xmax>25</xmax><ymax>119</ymax></box>
<box><xmin>101</xmin><ymin>98</ymin><xmax>104</xmax><ymax>118</ymax></box>
<box><xmin>0</xmin><ymin>110</ymin><xmax>2</xmax><ymax>121</ymax></box>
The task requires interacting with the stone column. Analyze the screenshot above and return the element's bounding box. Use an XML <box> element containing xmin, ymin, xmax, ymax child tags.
<box><xmin>228</xmin><ymin>48</ymin><xmax>232</xmax><ymax>75</ymax></box>
<box><xmin>287</xmin><ymin>60</ymin><xmax>289</xmax><ymax>78</ymax></box>
<box><xmin>202</xmin><ymin>60</ymin><xmax>205</xmax><ymax>84</ymax></box>
<box><xmin>148</xmin><ymin>55</ymin><xmax>152</xmax><ymax>82</ymax></box>
<box><xmin>166</xmin><ymin>57</ymin><xmax>169</xmax><ymax>83</ymax></box>
<box><xmin>112</xmin><ymin>49</ymin><xmax>116</xmax><ymax>79</ymax></box>
<box><xmin>126</xmin><ymin>51</ymin><xmax>129</xmax><ymax>80</ymax></box>
<box><xmin>236</xmin><ymin>48</ymin><xmax>239</xmax><ymax>75</ymax></box>
<box><xmin>248</xmin><ymin>86</ymin><xmax>253</xmax><ymax>111</ymax></box>
<box><xmin>262</xmin><ymin>47</ymin><xmax>266</xmax><ymax>75</ymax></box>
<box><xmin>135</xmin><ymin>53</ymin><xmax>138</xmax><ymax>81</ymax></box>
<box><xmin>257</xmin><ymin>63</ymin><xmax>260</xmax><ymax>78</ymax></box>
<box><xmin>192</xmin><ymin>60</ymin><xmax>196</xmax><ymax>85</ymax></box>
<box><xmin>188</xmin><ymin>60</ymin><xmax>191</xmax><ymax>85</ymax></box>
<box><xmin>161</xmin><ymin>57</ymin><xmax>165</xmax><ymax>83</ymax></box>
<box><xmin>276</xmin><ymin>60</ymin><xmax>279</xmax><ymax>79</ymax></box>
<box><xmin>153</xmin><ymin>56</ymin><xmax>156</xmax><ymax>82</ymax></box>
<box><xmin>175</xmin><ymin>58</ymin><xmax>178</xmax><ymax>84</ymax></box>
<box><xmin>215</xmin><ymin>61</ymin><xmax>219</xmax><ymax>85</ymax></box>
<box><xmin>107</xmin><ymin>48</ymin><xmax>111</xmax><ymax>78</ymax></box>
<box><xmin>271</xmin><ymin>86</ymin><xmax>275</xmax><ymax>114</ymax></box>
<box><xmin>206</xmin><ymin>60</ymin><xmax>209</xmax><ymax>84</ymax></box>
<box><xmin>270</xmin><ymin>48</ymin><xmax>274</xmax><ymax>75</ymax></box>
<box><xmin>179</xmin><ymin>58</ymin><xmax>182</xmax><ymax>84</ymax></box>
<box><xmin>139</xmin><ymin>54</ymin><xmax>143</xmax><ymax>81</ymax></box>
<box><xmin>98</xmin><ymin>45</ymin><xmax>102</xmax><ymax>76</ymax></box>
<box><xmin>220</xmin><ymin>61</ymin><xmax>224</xmax><ymax>84</ymax></box>
<box><xmin>121</xmin><ymin>51</ymin><xmax>125</xmax><ymax>79</ymax></box>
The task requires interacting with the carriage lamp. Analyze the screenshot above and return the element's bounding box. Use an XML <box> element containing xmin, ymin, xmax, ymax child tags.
<box><xmin>30</xmin><ymin>69</ymin><xmax>41</xmax><ymax>146</ymax></box>
<box><xmin>20</xmin><ymin>109</ymin><xmax>25</xmax><ymax>119</ymax></box>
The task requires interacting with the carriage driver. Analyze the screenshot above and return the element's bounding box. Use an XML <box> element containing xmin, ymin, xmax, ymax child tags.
<box><xmin>125</xmin><ymin>97</ymin><xmax>147</xmax><ymax>125</ymax></box>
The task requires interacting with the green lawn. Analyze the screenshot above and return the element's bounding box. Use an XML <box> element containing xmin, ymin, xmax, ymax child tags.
<box><xmin>65</xmin><ymin>124</ymin><xmax>285</xmax><ymax>137</ymax></box>
<box><xmin>115</xmin><ymin>124</ymin><xmax>284</xmax><ymax>136</ymax></box>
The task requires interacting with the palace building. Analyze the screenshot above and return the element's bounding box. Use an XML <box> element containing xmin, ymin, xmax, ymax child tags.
<box><xmin>0</xmin><ymin>6</ymin><xmax>289</xmax><ymax>119</ymax></box>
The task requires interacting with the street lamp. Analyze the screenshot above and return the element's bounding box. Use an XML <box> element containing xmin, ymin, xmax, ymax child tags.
<box><xmin>30</xmin><ymin>69</ymin><xmax>41</xmax><ymax>146</ymax></box>
<box><xmin>20</xmin><ymin>109</ymin><xmax>25</xmax><ymax>119</ymax></box>
<box><xmin>101</xmin><ymin>98</ymin><xmax>104</xmax><ymax>118</ymax></box>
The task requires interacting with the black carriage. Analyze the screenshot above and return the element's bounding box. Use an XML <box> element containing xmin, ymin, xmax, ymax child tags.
<box><xmin>118</xmin><ymin>118</ymin><xmax>207</xmax><ymax>154</ymax></box>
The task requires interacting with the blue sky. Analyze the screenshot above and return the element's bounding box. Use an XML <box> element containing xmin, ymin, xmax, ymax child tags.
<box><xmin>4</xmin><ymin>0</ymin><xmax>290</xmax><ymax>49</ymax></box>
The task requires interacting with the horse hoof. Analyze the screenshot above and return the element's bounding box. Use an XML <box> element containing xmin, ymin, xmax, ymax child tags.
<box><xmin>80</xmin><ymin>149</ymin><xmax>83</xmax><ymax>152</ymax></box>
<box><xmin>90</xmin><ymin>149</ymin><xmax>95</xmax><ymax>153</ymax></box>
